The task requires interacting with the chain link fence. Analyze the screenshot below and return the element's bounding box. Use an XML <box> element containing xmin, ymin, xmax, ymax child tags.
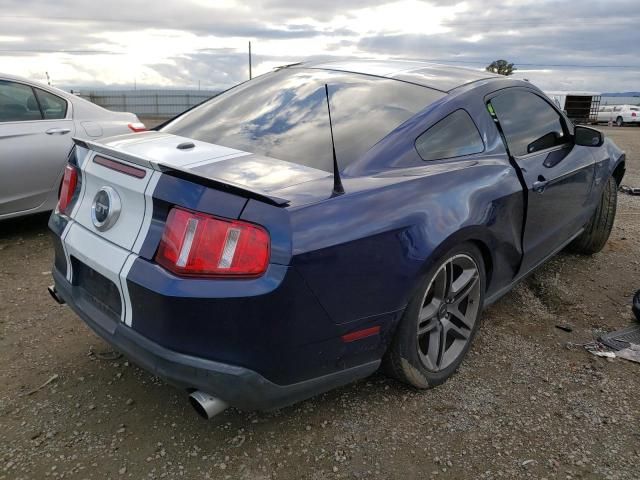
<box><xmin>76</xmin><ymin>89</ymin><xmax>219</xmax><ymax>119</ymax></box>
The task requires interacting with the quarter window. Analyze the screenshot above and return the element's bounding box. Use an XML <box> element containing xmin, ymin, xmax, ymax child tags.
<box><xmin>415</xmin><ymin>109</ymin><xmax>484</xmax><ymax>161</ymax></box>
<box><xmin>490</xmin><ymin>90</ymin><xmax>567</xmax><ymax>156</ymax></box>
<box><xmin>35</xmin><ymin>88</ymin><xmax>67</xmax><ymax>119</ymax></box>
<box><xmin>0</xmin><ymin>80</ymin><xmax>43</xmax><ymax>122</ymax></box>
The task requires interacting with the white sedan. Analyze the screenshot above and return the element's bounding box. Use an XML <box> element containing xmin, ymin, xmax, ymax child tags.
<box><xmin>0</xmin><ymin>74</ymin><xmax>145</xmax><ymax>220</ymax></box>
<box><xmin>597</xmin><ymin>104</ymin><xmax>640</xmax><ymax>126</ymax></box>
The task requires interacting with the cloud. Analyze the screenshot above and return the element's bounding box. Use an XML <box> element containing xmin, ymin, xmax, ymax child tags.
<box><xmin>0</xmin><ymin>0</ymin><xmax>638</xmax><ymax>91</ymax></box>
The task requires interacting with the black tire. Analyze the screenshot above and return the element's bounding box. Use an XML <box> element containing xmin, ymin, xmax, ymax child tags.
<box><xmin>633</xmin><ymin>290</ymin><xmax>640</xmax><ymax>322</ymax></box>
<box><xmin>569</xmin><ymin>176</ymin><xmax>617</xmax><ymax>254</ymax></box>
<box><xmin>616</xmin><ymin>116</ymin><xmax>624</xmax><ymax>127</ymax></box>
<box><xmin>384</xmin><ymin>242</ymin><xmax>485</xmax><ymax>388</ymax></box>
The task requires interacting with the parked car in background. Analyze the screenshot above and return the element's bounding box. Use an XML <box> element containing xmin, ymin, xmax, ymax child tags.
<box><xmin>48</xmin><ymin>60</ymin><xmax>626</xmax><ymax>418</ymax></box>
<box><xmin>597</xmin><ymin>104</ymin><xmax>639</xmax><ymax>126</ymax></box>
<box><xmin>0</xmin><ymin>74</ymin><xmax>146</xmax><ymax>220</ymax></box>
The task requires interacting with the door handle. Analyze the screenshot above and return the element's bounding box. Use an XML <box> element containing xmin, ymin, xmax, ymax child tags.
<box><xmin>45</xmin><ymin>128</ymin><xmax>71</xmax><ymax>135</ymax></box>
<box><xmin>532</xmin><ymin>176</ymin><xmax>548</xmax><ymax>193</ymax></box>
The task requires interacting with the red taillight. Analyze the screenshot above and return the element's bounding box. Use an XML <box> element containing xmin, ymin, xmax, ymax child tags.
<box><xmin>155</xmin><ymin>207</ymin><xmax>270</xmax><ymax>278</ymax></box>
<box><xmin>632</xmin><ymin>112</ymin><xmax>637</xmax><ymax>117</ymax></box>
<box><xmin>128</xmin><ymin>122</ymin><xmax>147</xmax><ymax>132</ymax></box>
<box><xmin>58</xmin><ymin>164</ymin><xmax>78</xmax><ymax>214</ymax></box>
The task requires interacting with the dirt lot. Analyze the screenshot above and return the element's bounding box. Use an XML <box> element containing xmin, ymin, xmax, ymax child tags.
<box><xmin>1</xmin><ymin>126</ymin><xmax>639</xmax><ymax>480</ymax></box>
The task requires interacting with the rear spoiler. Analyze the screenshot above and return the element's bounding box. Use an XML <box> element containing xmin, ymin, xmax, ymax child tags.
<box><xmin>73</xmin><ymin>138</ymin><xmax>290</xmax><ymax>207</ymax></box>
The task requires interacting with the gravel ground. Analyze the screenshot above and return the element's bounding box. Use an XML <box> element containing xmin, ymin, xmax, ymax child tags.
<box><xmin>1</xmin><ymin>126</ymin><xmax>639</xmax><ymax>480</ymax></box>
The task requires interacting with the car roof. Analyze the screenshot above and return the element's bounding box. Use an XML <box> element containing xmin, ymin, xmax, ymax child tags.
<box><xmin>298</xmin><ymin>59</ymin><xmax>502</xmax><ymax>92</ymax></box>
<box><xmin>0</xmin><ymin>72</ymin><xmax>76</xmax><ymax>100</ymax></box>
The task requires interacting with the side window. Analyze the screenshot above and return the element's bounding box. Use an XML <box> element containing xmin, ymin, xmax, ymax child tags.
<box><xmin>490</xmin><ymin>90</ymin><xmax>567</xmax><ymax>156</ymax></box>
<box><xmin>613</xmin><ymin>106</ymin><xmax>621</xmax><ymax>112</ymax></box>
<box><xmin>34</xmin><ymin>88</ymin><xmax>67</xmax><ymax>119</ymax></box>
<box><xmin>415</xmin><ymin>109</ymin><xmax>484</xmax><ymax>161</ymax></box>
<box><xmin>0</xmin><ymin>80</ymin><xmax>43</xmax><ymax>122</ymax></box>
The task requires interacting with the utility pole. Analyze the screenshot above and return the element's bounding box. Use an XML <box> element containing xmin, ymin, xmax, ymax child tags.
<box><xmin>45</xmin><ymin>71</ymin><xmax>51</xmax><ymax>86</ymax></box>
<box><xmin>248</xmin><ymin>41</ymin><xmax>252</xmax><ymax>80</ymax></box>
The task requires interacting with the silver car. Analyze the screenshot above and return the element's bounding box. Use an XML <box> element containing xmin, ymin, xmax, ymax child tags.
<box><xmin>0</xmin><ymin>74</ymin><xmax>145</xmax><ymax>220</ymax></box>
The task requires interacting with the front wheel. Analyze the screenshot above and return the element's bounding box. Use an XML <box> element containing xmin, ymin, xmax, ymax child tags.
<box><xmin>569</xmin><ymin>176</ymin><xmax>617</xmax><ymax>254</ymax></box>
<box><xmin>384</xmin><ymin>243</ymin><xmax>485</xmax><ymax>388</ymax></box>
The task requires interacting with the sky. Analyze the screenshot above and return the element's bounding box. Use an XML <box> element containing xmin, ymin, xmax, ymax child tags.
<box><xmin>1</xmin><ymin>0</ymin><xmax>639</xmax><ymax>93</ymax></box>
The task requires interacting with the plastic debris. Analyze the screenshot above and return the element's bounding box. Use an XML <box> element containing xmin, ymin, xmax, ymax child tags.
<box><xmin>22</xmin><ymin>374</ymin><xmax>59</xmax><ymax>396</ymax></box>
<box><xmin>620</xmin><ymin>185</ymin><xmax>640</xmax><ymax>196</ymax></box>
<box><xmin>555</xmin><ymin>324</ymin><xmax>573</xmax><ymax>332</ymax></box>
<box><xmin>616</xmin><ymin>344</ymin><xmax>640</xmax><ymax>364</ymax></box>
<box><xmin>590</xmin><ymin>350</ymin><xmax>616</xmax><ymax>358</ymax></box>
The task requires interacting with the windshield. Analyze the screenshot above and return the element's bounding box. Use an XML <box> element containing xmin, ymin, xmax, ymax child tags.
<box><xmin>161</xmin><ymin>68</ymin><xmax>443</xmax><ymax>172</ymax></box>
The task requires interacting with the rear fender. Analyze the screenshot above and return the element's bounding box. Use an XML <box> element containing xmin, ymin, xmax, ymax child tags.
<box><xmin>137</xmin><ymin>174</ymin><xmax>294</xmax><ymax>267</ymax></box>
<box><xmin>409</xmin><ymin>226</ymin><xmax>507</xmax><ymax>307</ymax></box>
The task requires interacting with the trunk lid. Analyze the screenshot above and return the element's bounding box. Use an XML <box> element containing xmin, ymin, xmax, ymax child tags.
<box><xmin>81</xmin><ymin>131</ymin><xmax>330</xmax><ymax>203</ymax></box>
<box><xmin>69</xmin><ymin>131</ymin><xmax>331</xmax><ymax>251</ymax></box>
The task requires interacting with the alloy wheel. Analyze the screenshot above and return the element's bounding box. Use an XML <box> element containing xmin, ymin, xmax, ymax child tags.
<box><xmin>416</xmin><ymin>254</ymin><xmax>481</xmax><ymax>372</ymax></box>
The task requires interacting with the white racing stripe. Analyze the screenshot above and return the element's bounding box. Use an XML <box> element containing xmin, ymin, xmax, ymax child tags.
<box><xmin>119</xmin><ymin>254</ymin><xmax>137</xmax><ymax>326</ymax></box>
<box><xmin>62</xmin><ymin>143</ymin><xmax>160</xmax><ymax>327</ymax></box>
<box><xmin>132</xmin><ymin>170</ymin><xmax>161</xmax><ymax>255</ymax></box>
<box><xmin>178</xmin><ymin>151</ymin><xmax>250</xmax><ymax>169</ymax></box>
<box><xmin>61</xmin><ymin>145</ymin><xmax>92</xmax><ymax>282</ymax></box>
<box><xmin>64</xmin><ymin>223</ymin><xmax>132</xmax><ymax>321</ymax></box>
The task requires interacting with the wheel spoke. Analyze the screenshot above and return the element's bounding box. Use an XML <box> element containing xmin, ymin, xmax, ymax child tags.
<box><xmin>423</xmin><ymin>322</ymin><xmax>442</xmax><ymax>370</ymax></box>
<box><xmin>432</xmin><ymin>266</ymin><xmax>447</xmax><ymax>303</ymax></box>
<box><xmin>451</xmin><ymin>268</ymin><xmax>478</xmax><ymax>301</ymax></box>
<box><xmin>449</xmin><ymin>274</ymin><xmax>479</xmax><ymax>328</ymax></box>
<box><xmin>449</xmin><ymin>304</ymin><xmax>474</xmax><ymax>329</ymax></box>
<box><xmin>419</xmin><ymin>300</ymin><xmax>439</xmax><ymax>323</ymax></box>
<box><xmin>441</xmin><ymin>317</ymin><xmax>470</xmax><ymax>341</ymax></box>
<box><xmin>418</xmin><ymin>316</ymin><xmax>438</xmax><ymax>336</ymax></box>
<box><xmin>443</xmin><ymin>261</ymin><xmax>454</xmax><ymax>298</ymax></box>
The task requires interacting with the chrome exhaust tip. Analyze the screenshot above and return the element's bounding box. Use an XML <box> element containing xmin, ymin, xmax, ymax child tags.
<box><xmin>48</xmin><ymin>285</ymin><xmax>65</xmax><ymax>305</ymax></box>
<box><xmin>188</xmin><ymin>391</ymin><xmax>228</xmax><ymax>419</ymax></box>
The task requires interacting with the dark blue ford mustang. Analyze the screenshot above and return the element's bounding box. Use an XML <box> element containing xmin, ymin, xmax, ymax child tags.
<box><xmin>49</xmin><ymin>59</ymin><xmax>626</xmax><ymax>417</ymax></box>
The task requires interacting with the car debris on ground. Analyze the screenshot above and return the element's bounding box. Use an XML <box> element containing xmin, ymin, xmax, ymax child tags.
<box><xmin>583</xmin><ymin>322</ymin><xmax>640</xmax><ymax>364</ymax></box>
<box><xmin>619</xmin><ymin>184</ymin><xmax>640</xmax><ymax>195</ymax></box>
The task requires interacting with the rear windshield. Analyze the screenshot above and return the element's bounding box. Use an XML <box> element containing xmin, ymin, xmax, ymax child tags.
<box><xmin>161</xmin><ymin>68</ymin><xmax>443</xmax><ymax>172</ymax></box>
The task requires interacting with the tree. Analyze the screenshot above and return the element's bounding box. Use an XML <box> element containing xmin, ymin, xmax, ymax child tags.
<box><xmin>486</xmin><ymin>60</ymin><xmax>516</xmax><ymax>76</ymax></box>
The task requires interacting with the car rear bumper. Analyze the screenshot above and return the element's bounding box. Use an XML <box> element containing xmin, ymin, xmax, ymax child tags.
<box><xmin>52</xmin><ymin>268</ymin><xmax>379</xmax><ymax>411</ymax></box>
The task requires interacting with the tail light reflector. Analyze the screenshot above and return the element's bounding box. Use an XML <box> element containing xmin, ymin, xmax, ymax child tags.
<box><xmin>58</xmin><ymin>164</ymin><xmax>79</xmax><ymax>214</ymax></box>
<box><xmin>155</xmin><ymin>207</ymin><xmax>270</xmax><ymax>278</ymax></box>
<box><xmin>341</xmin><ymin>326</ymin><xmax>381</xmax><ymax>343</ymax></box>
<box><xmin>128</xmin><ymin>122</ymin><xmax>147</xmax><ymax>132</ymax></box>
<box><xmin>632</xmin><ymin>112</ymin><xmax>637</xmax><ymax>117</ymax></box>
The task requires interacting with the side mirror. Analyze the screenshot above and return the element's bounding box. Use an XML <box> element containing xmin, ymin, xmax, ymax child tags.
<box><xmin>574</xmin><ymin>126</ymin><xmax>603</xmax><ymax>147</ymax></box>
